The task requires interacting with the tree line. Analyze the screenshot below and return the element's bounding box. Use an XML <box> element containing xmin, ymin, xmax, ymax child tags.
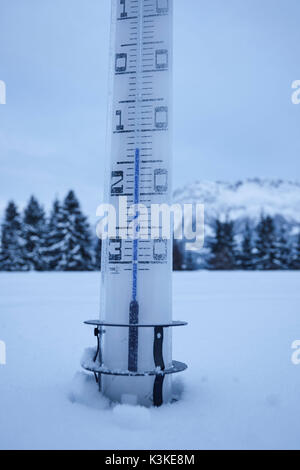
<box><xmin>1</xmin><ymin>192</ymin><xmax>300</xmax><ymax>271</ymax></box>
<box><xmin>173</xmin><ymin>216</ymin><xmax>300</xmax><ymax>271</ymax></box>
<box><xmin>0</xmin><ymin>191</ymin><xmax>101</xmax><ymax>271</ymax></box>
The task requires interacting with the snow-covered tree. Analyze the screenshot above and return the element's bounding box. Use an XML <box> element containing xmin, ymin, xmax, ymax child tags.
<box><xmin>183</xmin><ymin>249</ymin><xmax>199</xmax><ymax>271</ymax></box>
<box><xmin>238</xmin><ymin>222</ymin><xmax>254</xmax><ymax>270</ymax></box>
<box><xmin>290</xmin><ymin>233</ymin><xmax>300</xmax><ymax>270</ymax></box>
<box><xmin>173</xmin><ymin>239</ymin><xmax>184</xmax><ymax>271</ymax></box>
<box><xmin>274</xmin><ymin>226</ymin><xmax>291</xmax><ymax>270</ymax></box>
<box><xmin>22</xmin><ymin>196</ymin><xmax>47</xmax><ymax>271</ymax></box>
<box><xmin>0</xmin><ymin>201</ymin><xmax>27</xmax><ymax>271</ymax></box>
<box><xmin>56</xmin><ymin>190</ymin><xmax>93</xmax><ymax>271</ymax></box>
<box><xmin>208</xmin><ymin>219</ymin><xmax>237</xmax><ymax>270</ymax></box>
<box><xmin>254</xmin><ymin>215</ymin><xmax>278</xmax><ymax>270</ymax></box>
<box><xmin>42</xmin><ymin>199</ymin><xmax>65</xmax><ymax>270</ymax></box>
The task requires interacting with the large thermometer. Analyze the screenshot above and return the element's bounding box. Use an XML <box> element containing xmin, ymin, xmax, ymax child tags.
<box><xmin>82</xmin><ymin>0</ymin><xmax>187</xmax><ymax>407</ymax></box>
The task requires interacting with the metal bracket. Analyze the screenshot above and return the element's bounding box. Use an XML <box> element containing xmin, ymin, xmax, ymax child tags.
<box><xmin>153</xmin><ymin>326</ymin><xmax>165</xmax><ymax>406</ymax></box>
<box><xmin>82</xmin><ymin>319</ymin><xmax>188</xmax><ymax>406</ymax></box>
<box><xmin>153</xmin><ymin>375</ymin><xmax>165</xmax><ymax>407</ymax></box>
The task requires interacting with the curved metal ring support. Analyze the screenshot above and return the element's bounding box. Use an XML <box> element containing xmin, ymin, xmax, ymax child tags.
<box><xmin>84</xmin><ymin>320</ymin><xmax>187</xmax><ymax>328</ymax></box>
<box><xmin>82</xmin><ymin>360</ymin><xmax>187</xmax><ymax>377</ymax></box>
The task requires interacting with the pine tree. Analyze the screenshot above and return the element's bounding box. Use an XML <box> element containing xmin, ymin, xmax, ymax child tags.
<box><xmin>56</xmin><ymin>190</ymin><xmax>93</xmax><ymax>271</ymax></box>
<box><xmin>290</xmin><ymin>233</ymin><xmax>300</xmax><ymax>270</ymax></box>
<box><xmin>42</xmin><ymin>199</ymin><xmax>65</xmax><ymax>270</ymax></box>
<box><xmin>22</xmin><ymin>196</ymin><xmax>47</xmax><ymax>271</ymax></box>
<box><xmin>183</xmin><ymin>250</ymin><xmax>198</xmax><ymax>271</ymax></box>
<box><xmin>275</xmin><ymin>226</ymin><xmax>291</xmax><ymax>270</ymax></box>
<box><xmin>208</xmin><ymin>219</ymin><xmax>237</xmax><ymax>270</ymax></box>
<box><xmin>173</xmin><ymin>239</ymin><xmax>184</xmax><ymax>271</ymax></box>
<box><xmin>254</xmin><ymin>215</ymin><xmax>278</xmax><ymax>270</ymax></box>
<box><xmin>238</xmin><ymin>222</ymin><xmax>254</xmax><ymax>270</ymax></box>
<box><xmin>0</xmin><ymin>201</ymin><xmax>27</xmax><ymax>271</ymax></box>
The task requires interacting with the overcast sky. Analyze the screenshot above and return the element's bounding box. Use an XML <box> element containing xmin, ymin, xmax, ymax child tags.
<box><xmin>0</xmin><ymin>0</ymin><xmax>300</xmax><ymax>219</ymax></box>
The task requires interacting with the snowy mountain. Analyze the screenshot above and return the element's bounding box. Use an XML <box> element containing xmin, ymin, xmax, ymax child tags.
<box><xmin>173</xmin><ymin>179</ymin><xmax>300</xmax><ymax>239</ymax></box>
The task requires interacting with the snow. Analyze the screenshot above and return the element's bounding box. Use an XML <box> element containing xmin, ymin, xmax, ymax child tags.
<box><xmin>0</xmin><ymin>271</ymin><xmax>300</xmax><ymax>450</ymax></box>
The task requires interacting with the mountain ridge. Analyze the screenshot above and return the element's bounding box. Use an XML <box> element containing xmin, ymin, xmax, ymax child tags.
<box><xmin>173</xmin><ymin>178</ymin><xmax>300</xmax><ymax>239</ymax></box>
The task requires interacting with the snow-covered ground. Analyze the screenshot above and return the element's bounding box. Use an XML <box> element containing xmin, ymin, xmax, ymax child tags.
<box><xmin>0</xmin><ymin>272</ymin><xmax>300</xmax><ymax>450</ymax></box>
